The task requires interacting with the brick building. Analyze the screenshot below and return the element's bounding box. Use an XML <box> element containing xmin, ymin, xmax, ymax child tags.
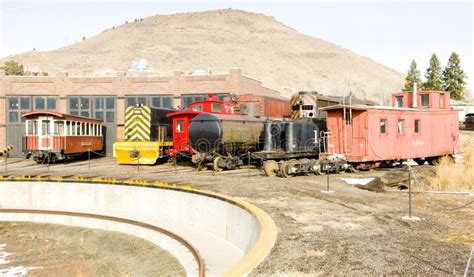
<box><xmin>0</xmin><ymin>68</ymin><xmax>282</xmax><ymax>156</ymax></box>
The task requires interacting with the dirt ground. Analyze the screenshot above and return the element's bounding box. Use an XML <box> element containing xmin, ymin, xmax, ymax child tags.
<box><xmin>0</xmin><ymin>222</ymin><xmax>185</xmax><ymax>276</ymax></box>
<box><xmin>1</xmin><ymin>131</ymin><xmax>473</xmax><ymax>275</ymax></box>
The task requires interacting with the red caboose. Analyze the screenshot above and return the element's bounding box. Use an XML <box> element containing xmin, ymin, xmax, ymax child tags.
<box><xmin>167</xmin><ymin>94</ymin><xmax>235</xmax><ymax>156</ymax></box>
<box><xmin>23</xmin><ymin>111</ymin><xmax>104</xmax><ymax>163</ymax></box>
<box><xmin>322</xmin><ymin>90</ymin><xmax>460</xmax><ymax>168</ymax></box>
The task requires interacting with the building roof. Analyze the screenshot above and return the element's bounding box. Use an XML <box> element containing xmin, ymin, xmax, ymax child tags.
<box><xmin>22</xmin><ymin>110</ymin><xmax>103</xmax><ymax>123</ymax></box>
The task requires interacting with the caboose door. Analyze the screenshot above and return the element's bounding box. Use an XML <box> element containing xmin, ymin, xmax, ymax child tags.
<box><xmin>38</xmin><ymin>118</ymin><xmax>53</xmax><ymax>150</ymax></box>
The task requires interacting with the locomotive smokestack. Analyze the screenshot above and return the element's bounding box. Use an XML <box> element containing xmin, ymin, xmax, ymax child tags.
<box><xmin>412</xmin><ymin>82</ymin><xmax>417</xmax><ymax>108</ymax></box>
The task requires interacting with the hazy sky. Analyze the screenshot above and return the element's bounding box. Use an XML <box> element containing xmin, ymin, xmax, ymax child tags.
<box><xmin>0</xmin><ymin>1</ymin><xmax>472</xmax><ymax>87</ymax></box>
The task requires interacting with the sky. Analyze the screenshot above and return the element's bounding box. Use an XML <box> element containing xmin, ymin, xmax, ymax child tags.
<box><xmin>0</xmin><ymin>0</ymin><xmax>472</xmax><ymax>88</ymax></box>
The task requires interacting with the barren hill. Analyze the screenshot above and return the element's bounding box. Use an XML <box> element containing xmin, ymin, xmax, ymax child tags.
<box><xmin>2</xmin><ymin>9</ymin><xmax>404</xmax><ymax>102</ymax></box>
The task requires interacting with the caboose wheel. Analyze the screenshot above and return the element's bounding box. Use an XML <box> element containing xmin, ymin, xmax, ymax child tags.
<box><xmin>263</xmin><ymin>160</ymin><xmax>279</xmax><ymax>177</ymax></box>
<box><xmin>213</xmin><ymin>157</ymin><xmax>223</xmax><ymax>172</ymax></box>
<box><xmin>280</xmin><ymin>161</ymin><xmax>293</xmax><ymax>178</ymax></box>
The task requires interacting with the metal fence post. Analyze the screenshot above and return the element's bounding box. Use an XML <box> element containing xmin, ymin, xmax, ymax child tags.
<box><xmin>408</xmin><ymin>166</ymin><xmax>412</xmax><ymax>218</ymax></box>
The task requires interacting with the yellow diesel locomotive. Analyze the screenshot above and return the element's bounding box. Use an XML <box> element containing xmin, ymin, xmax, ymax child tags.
<box><xmin>114</xmin><ymin>105</ymin><xmax>174</xmax><ymax>165</ymax></box>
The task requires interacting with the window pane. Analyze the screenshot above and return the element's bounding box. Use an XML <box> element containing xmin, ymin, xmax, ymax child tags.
<box><xmin>106</xmin><ymin>111</ymin><xmax>115</xmax><ymax>123</ymax></box>
<box><xmin>380</xmin><ymin>119</ymin><xmax>386</xmax><ymax>134</ymax></box>
<box><xmin>415</xmin><ymin>120</ymin><xmax>420</xmax><ymax>133</ymax></box>
<box><xmin>95</xmin><ymin>111</ymin><xmax>104</xmax><ymax>121</ymax></box>
<box><xmin>192</xmin><ymin>104</ymin><xmax>202</xmax><ymax>111</ymax></box>
<box><xmin>81</xmin><ymin>98</ymin><xmax>89</xmax><ymax>109</ymax></box>
<box><xmin>95</xmin><ymin>98</ymin><xmax>103</xmax><ymax>110</ymax></box>
<box><xmin>8</xmin><ymin>112</ymin><xmax>18</xmax><ymax>123</ymax></box>
<box><xmin>138</xmin><ymin>97</ymin><xmax>147</xmax><ymax>106</ymax></box>
<box><xmin>8</xmin><ymin>98</ymin><xmax>18</xmax><ymax>110</ymax></box>
<box><xmin>163</xmin><ymin>97</ymin><xmax>172</xmax><ymax>108</ymax></box>
<box><xmin>176</xmin><ymin>120</ymin><xmax>184</xmax><ymax>133</ymax></box>
<box><xmin>42</xmin><ymin>120</ymin><xmax>50</xmax><ymax>135</ymax></box>
<box><xmin>106</xmin><ymin>97</ymin><xmax>115</xmax><ymax>109</ymax></box>
<box><xmin>70</xmin><ymin>111</ymin><xmax>79</xmax><ymax>116</ymax></box>
<box><xmin>127</xmin><ymin>98</ymin><xmax>136</xmax><ymax>107</ymax></box>
<box><xmin>151</xmin><ymin>97</ymin><xmax>161</xmax><ymax>108</ymax></box>
<box><xmin>81</xmin><ymin>111</ymin><xmax>89</xmax><ymax>118</ymax></box>
<box><xmin>212</xmin><ymin>103</ymin><xmax>221</xmax><ymax>112</ymax></box>
<box><xmin>70</xmin><ymin>98</ymin><xmax>79</xmax><ymax>110</ymax></box>
<box><xmin>35</xmin><ymin>98</ymin><xmax>45</xmax><ymax>110</ymax></box>
<box><xmin>398</xmin><ymin>120</ymin><xmax>404</xmax><ymax>134</ymax></box>
<box><xmin>421</xmin><ymin>95</ymin><xmax>429</xmax><ymax>107</ymax></box>
<box><xmin>20</xmin><ymin>97</ymin><xmax>30</xmax><ymax>110</ymax></box>
<box><xmin>47</xmin><ymin>97</ymin><xmax>56</xmax><ymax>110</ymax></box>
<box><xmin>396</xmin><ymin>96</ymin><xmax>403</xmax><ymax>107</ymax></box>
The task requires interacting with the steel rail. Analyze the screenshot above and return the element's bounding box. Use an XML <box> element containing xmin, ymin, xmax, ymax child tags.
<box><xmin>0</xmin><ymin>208</ymin><xmax>205</xmax><ymax>277</ymax></box>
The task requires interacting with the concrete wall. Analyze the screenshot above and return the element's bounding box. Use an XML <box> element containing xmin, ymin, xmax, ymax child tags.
<box><xmin>0</xmin><ymin>181</ymin><xmax>277</xmax><ymax>276</ymax></box>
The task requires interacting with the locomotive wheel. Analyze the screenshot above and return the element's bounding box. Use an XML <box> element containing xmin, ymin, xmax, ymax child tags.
<box><xmin>280</xmin><ymin>161</ymin><xmax>293</xmax><ymax>178</ymax></box>
<box><xmin>263</xmin><ymin>160</ymin><xmax>279</xmax><ymax>177</ymax></box>
<box><xmin>213</xmin><ymin>157</ymin><xmax>223</xmax><ymax>172</ymax></box>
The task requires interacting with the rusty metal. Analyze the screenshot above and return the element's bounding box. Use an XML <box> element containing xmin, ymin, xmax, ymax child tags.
<box><xmin>0</xmin><ymin>208</ymin><xmax>206</xmax><ymax>277</ymax></box>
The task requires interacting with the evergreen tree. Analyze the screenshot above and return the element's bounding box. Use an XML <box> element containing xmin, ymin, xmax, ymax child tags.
<box><xmin>403</xmin><ymin>60</ymin><xmax>421</xmax><ymax>91</ymax></box>
<box><xmin>442</xmin><ymin>52</ymin><xmax>467</xmax><ymax>100</ymax></box>
<box><xmin>423</xmin><ymin>53</ymin><xmax>443</xmax><ymax>90</ymax></box>
<box><xmin>1</xmin><ymin>60</ymin><xmax>24</xmax><ymax>76</ymax></box>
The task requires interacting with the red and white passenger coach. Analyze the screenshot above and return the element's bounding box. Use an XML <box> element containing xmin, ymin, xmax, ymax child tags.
<box><xmin>23</xmin><ymin>111</ymin><xmax>104</xmax><ymax>163</ymax></box>
<box><xmin>322</xmin><ymin>89</ymin><xmax>460</xmax><ymax>168</ymax></box>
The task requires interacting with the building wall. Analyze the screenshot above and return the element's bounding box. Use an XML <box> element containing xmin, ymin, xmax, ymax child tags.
<box><xmin>0</xmin><ymin>68</ymin><xmax>282</xmax><ymax>154</ymax></box>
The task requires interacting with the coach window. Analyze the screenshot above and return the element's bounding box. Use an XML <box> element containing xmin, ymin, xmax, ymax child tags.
<box><xmin>217</xmin><ymin>93</ymin><xmax>229</xmax><ymax>101</ymax></box>
<box><xmin>54</xmin><ymin>121</ymin><xmax>64</xmax><ymax>135</ymax></box>
<box><xmin>212</xmin><ymin>103</ymin><xmax>221</xmax><ymax>113</ymax></box>
<box><xmin>414</xmin><ymin>119</ymin><xmax>420</xmax><ymax>133</ymax></box>
<box><xmin>380</xmin><ymin>119</ymin><xmax>387</xmax><ymax>134</ymax></box>
<box><xmin>421</xmin><ymin>94</ymin><xmax>429</xmax><ymax>108</ymax></box>
<box><xmin>176</xmin><ymin>120</ymin><xmax>184</xmax><ymax>133</ymax></box>
<box><xmin>397</xmin><ymin>119</ymin><xmax>404</xmax><ymax>134</ymax></box>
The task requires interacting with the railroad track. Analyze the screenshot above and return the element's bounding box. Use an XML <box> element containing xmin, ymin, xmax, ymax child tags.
<box><xmin>0</xmin><ymin>208</ymin><xmax>206</xmax><ymax>277</ymax></box>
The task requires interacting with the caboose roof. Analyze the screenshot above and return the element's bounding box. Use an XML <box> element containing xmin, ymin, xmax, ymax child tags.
<box><xmin>22</xmin><ymin>110</ymin><xmax>103</xmax><ymax>123</ymax></box>
<box><xmin>321</xmin><ymin>104</ymin><xmax>461</xmax><ymax>112</ymax></box>
<box><xmin>321</xmin><ymin>104</ymin><xmax>421</xmax><ymax>112</ymax></box>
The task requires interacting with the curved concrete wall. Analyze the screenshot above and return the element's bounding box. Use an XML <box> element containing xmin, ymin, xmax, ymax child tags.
<box><xmin>0</xmin><ymin>181</ymin><xmax>276</xmax><ymax>276</ymax></box>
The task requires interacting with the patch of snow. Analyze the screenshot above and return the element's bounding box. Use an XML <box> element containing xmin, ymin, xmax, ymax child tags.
<box><xmin>340</xmin><ymin>178</ymin><xmax>375</xmax><ymax>186</ymax></box>
<box><xmin>0</xmin><ymin>243</ymin><xmax>42</xmax><ymax>276</ymax></box>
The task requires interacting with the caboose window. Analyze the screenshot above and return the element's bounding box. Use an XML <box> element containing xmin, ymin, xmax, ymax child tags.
<box><xmin>212</xmin><ymin>103</ymin><xmax>221</xmax><ymax>113</ymax></box>
<box><xmin>414</xmin><ymin>119</ymin><xmax>420</xmax><ymax>133</ymax></box>
<box><xmin>421</xmin><ymin>94</ymin><xmax>429</xmax><ymax>107</ymax></box>
<box><xmin>176</xmin><ymin>120</ymin><xmax>184</xmax><ymax>133</ymax></box>
<box><xmin>398</xmin><ymin>119</ymin><xmax>404</xmax><ymax>134</ymax></box>
<box><xmin>396</xmin><ymin>96</ymin><xmax>403</xmax><ymax>107</ymax></box>
<box><xmin>439</xmin><ymin>94</ymin><xmax>445</xmax><ymax>109</ymax></box>
<box><xmin>380</xmin><ymin>119</ymin><xmax>386</xmax><ymax>134</ymax></box>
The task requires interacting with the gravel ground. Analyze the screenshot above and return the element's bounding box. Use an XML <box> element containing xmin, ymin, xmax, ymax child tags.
<box><xmin>1</xmin><ymin>130</ymin><xmax>473</xmax><ymax>275</ymax></box>
<box><xmin>0</xmin><ymin>222</ymin><xmax>185</xmax><ymax>276</ymax></box>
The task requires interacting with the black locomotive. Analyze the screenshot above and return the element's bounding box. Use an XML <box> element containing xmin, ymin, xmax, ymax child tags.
<box><xmin>188</xmin><ymin>112</ymin><xmax>343</xmax><ymax>175</ymax></box>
